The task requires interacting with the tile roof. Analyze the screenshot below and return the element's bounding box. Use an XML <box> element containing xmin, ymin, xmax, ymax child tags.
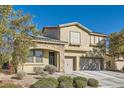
<box><xmin>31</xmin><ymin>35</ymin><xmax>67</xmax><ymax>45</ymax></box>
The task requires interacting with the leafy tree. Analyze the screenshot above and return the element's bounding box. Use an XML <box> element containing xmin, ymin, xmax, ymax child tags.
<box><xmin>0</xmin><ymin>6</ymin><xmax>40</xmax><ymax>73</ymax></box>
<box><xmin>0</xmin><ymin>5</ymin><xmax>13</xmax><ymax>66</ymax></box>
<box><xmin>109</xmin><ymin>29</ymin><xmax>124</xmax><ymax>59</ymax></box>
<box><xmin>10</xmin><ymin>10</ymin><xmax>38</xmax><ymax>73</ymax></box>
<box><xmin>85</xmin><ymin>38</ymin><xmax>106</xmax><ymax>58</ymax></box>
<box><xmin>85</xmin><ymin>38</ymin><xmax>107</xmax><ymax>69</ymax></box>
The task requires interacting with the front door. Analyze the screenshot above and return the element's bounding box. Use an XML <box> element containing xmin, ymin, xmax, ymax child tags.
<box><xmin>49</xmin><ymin>52</ymin><xmax>55</xmax><ymax>66</ymax></box>
<box><xmin>64</xmin><ymin>57</ymin><xmax>73</xmax><ymax>73</ymax></box>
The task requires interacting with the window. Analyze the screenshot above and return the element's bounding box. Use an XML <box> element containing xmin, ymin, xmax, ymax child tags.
<box><xmin>90</xmin><ymin>35</ymin><xmax>95</xmax><ymax>45</ymax></box>
<box><xmin>99</xmin><ymin>37</ymin><xmax>103</xmax><ymax>41</ymax></box>
<box><xmin>35</xmin><ymin>50</ymin><xmax>43</xmax><ymax>63</ymax></box>
<box><xmin>28</xmin><ymin>50</ymin><xmax>43</xmax><ymax>63</ymax></box>
<box><xmin>98</xmin><ymin>37</ymin><xmax>100</xmax><ymax>42</ymax></box>
<box><xmin>95</xmin><ymin>36</ymin><xmax>99</xmax><ymax>44</ymax></box>
<box><xmin>70</xmin><ymin>31</ymin><xmax>80</xmax><ymax>45</ymax></box>
<box><xmin>28</xmin><ymin>50</ymin><xmax>33</xmax><ymax>63</ymax></box>
<box><xmin>94</xmin><ymin>36</ymin><xmax>95</xmax><ymax>44</ymax></box>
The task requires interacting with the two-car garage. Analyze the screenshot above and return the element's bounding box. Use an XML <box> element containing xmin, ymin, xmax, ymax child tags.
<box><xmin>80</xmin><ymin>57</ymin><xmax>104</xmax><ymax>70</ymax></box>
<box><xmin>64</xmin><ymin>56</ymin><xmax>104</xmax><ymax>73</ymax></box>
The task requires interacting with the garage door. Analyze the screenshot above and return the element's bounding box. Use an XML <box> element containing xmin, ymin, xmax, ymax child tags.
<box><xmin>64</xmin><ymin>57</ymin><xmax>73</xmax><ymax>73</ymax></box>
<box><xmin>80</xmin><ymin>57</ymin><xmax>103</xmax><ymax>70</ymax></box>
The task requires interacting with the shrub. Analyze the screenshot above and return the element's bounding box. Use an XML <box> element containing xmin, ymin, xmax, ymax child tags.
<box><xmin>59</xmin><ymin>81</ymin><xmax>73</xmax><ymax>88</ymax></box>
<box><xmin>73</xmin><ymin>76</ymin><xmax>87</xmax><ymax>88</ymax></box>
<box><xmin>73</xmin><ymin>76</ymin><xmax>87</xmax><ymax>82</ymax></box>
<box><xmin>44</xmin><ymin>65</ymin><xmax>57</xmax><ymax>74</ymax></box>
<box><xmin>58</xmin><ymin>76</ymin><xmax>73</xmax><ymax>82</ymax></box>
<box><xmin>0</xmin><ymin>83</ymin><xmax>22</xmax><ymax>88</ymax></box>
<box><xmin>40</xmin><ymin>71</ymin><xmax>48</xmax><ymax>77</ymax></box>
<box><xmin>87</xmin><ymin>78</ymin><xmax>99</xmax><ymax>87</ymax></box>
<box><xmin>74</xmin><ymin>80</ymin><xmax>87</xmax><ymax>88</ymax></box>
<box><xmin>33</xmin><ymin>67</ymin><xmax>44</xmax><ymax>75</ymax></box>
<box><xmin>31</xmin><ymin>77</ymin><xmax>58</xmax><ymax>88</ymax></box>
<box><xmin>58</xmin><ymin>76</ymin><xmax>73</xmax><ymax>88</ymax></box>
<box><xmin>16</xmin><ymin>71</ymin><xmax>26</xmax><ymax>80</ymax></box>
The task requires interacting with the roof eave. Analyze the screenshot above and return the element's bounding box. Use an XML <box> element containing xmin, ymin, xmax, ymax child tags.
<box><xmin>42</xmin><ymin>22</ymin><xmax>107</xmax><ymax>37</ymax></box>
<box><xmin>58</xmin><ymin>22</ymin><xmax>92</xmax><ymax>33</ymax></box>
<box><xmin>32</xmin><ymin>40</ymin><xmax>67</xmax><ymax>45</ymax></box>
<box><xmin>90</xmin><ymin>32</ymin><xmax>107</xmax><ymax>37</ymax></box>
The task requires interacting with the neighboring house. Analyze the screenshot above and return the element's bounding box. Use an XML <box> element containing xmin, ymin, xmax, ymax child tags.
<box><xmin>105</xmin><ymin>55</ymin><xmax>124</xmax><ymax>71</ymax></box>
<box><xmin>21</xmin><ymin>22</ymin><xmax>107</xmax><ymax>73</ymax></box>
<box><xmin>115</xmin><ymin>57</ymin><xmax>124</xmax><ymax>71</ymax></box>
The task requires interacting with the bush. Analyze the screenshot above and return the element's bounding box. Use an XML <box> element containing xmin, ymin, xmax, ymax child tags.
<box><xmin>16</xmin><ymin>71</ymin><xmax>26</xmax><ymax>80</ymax></box>
<box><xmin>0</xmin><ymin>83</ymin><xmax>22</xmax><ymax>88</ymax></box>
<box><xmin>59</xmin><ymin>81</ymin><xmax>73</xmax><ymax>88</ymax></box>
<box><xmin>73</xmin><ymin>76</ymin><xmax>87</xmax><ymax>82</ymax></box>
<box><xmin>87</xmin><ymin>78</ymin><xmax>99</xmax><ymax>87</ymax></box>
<box><xmin>40</xmin><ymin>71</ymin><xmax>49</xmax><ymax>77</ymax></box>
<box><xmin>74</xmin><ymin>80</ymin><xmax>87</xmax><ymax>88</ymax></box>
<box><xmin>58</xmin><ymin>76</ymin><xmax>73</xmax><ymax>88</ymax></box>
<box><xmin>33</xmin><ymin>67</ymin><xmax>44</xmax><ymax>75</ymax></box>
<box><xmin>31</xmin><ymin>77</ymin><xmax>58</xmax><ymax>88</ymax></box>
<box><xmin>58</xmin><ymin>76</ymin><xmax>73</xmax><ymax>82</ymax></box>
<box><xmin>73</xmin><ymin>76</ymin><xmax>87</xmax><ymax>88</ymax></box>
<box><xmin>44</xmin><ymin>65</ymin><xmax>57</xmax><ymax>74</ymax></box>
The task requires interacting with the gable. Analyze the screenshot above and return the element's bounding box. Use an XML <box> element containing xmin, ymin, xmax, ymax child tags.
<box><xmin>60</xmin><ymin>25</ymin><xmax>90</xmax><ymax>36</ymax></box>
<box><xmin>59</xmin><ymin>22</ymin><xmax>106</xmax><ymax>37</ymax></box>
<box><xmin>59</xmin><ymin>22</ymin><xmax>92</xmax><ymax>34</ymax></box>
<box><xmin>60</xmin><ymin>25</ymin><xmax>90</xmax><ymax>46</ymax></box>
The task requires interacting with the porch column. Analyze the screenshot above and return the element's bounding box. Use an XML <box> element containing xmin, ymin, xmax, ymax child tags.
<box><xmin>56</xmin><ymin>52</ymin><xmax>60</xmax><ymax>71</ymax></box>
<box><xmin>59</xmin><ymin>49</ymin><xmax>65</xmax><ymax>72</ymax></box>
<box><xmin>76</xmin><ymin>56</ymin><xmax>80</xmax><ymax>71</ymax></box>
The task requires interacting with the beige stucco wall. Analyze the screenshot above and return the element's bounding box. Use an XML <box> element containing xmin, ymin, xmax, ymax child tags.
<box><xmin>64</xmin><ymin>50</ymin><xmax>86</xmax><ymax>70</ymax></box>
<box><xmin>21</xmin><ymin>49</ymin><xmax>49</xmax><ymax>73</ymax></box>
<box><xmin>22</xmin><ymin>24</ymin><xmax>106</xmax><ymax>73</ymax></box>
<box><xmin>60</xmin><ymin>26</ymin><xmax>95</xmax><ymax>71</ymax></box>
<box><xmin>60</xmin><ymin>25</ymin><xmax>92</xmax><ymax>51</ymax></box>
<box><xmin>43</xmin><ymin>25</ymin><xmax>106</xmax><ymax>52</ymax></box>
<box><xmin>21</xmin><ymin>42</ymin><xmax>65</xmax><ymax>73</ymax></box>
<box><xmin>42</xmin><ymin>25</ymin><xmax>106</xmax><ymax>72</ymax></box>
<box><xmin>115</xmin><ymin>61</ymin><xmax>124</xmax><ymax>70</ymax></box>
<box><xmin>34</xmin><ymin>42</ymin><xmax>65</xmax><ymax>72</ymax></box>
<box><xmin>64</xmin><ymin>51</ymin><xmax>86</xmax><ymax>57</ymax></box>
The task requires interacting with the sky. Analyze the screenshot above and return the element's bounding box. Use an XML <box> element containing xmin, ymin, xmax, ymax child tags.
<box><xmin>13</xmin><ymin>5</ymin><xmax>124</xmax><ymax>35</ymax></box>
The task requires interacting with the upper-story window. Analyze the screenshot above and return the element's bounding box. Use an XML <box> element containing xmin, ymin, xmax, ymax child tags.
<box><xmin>70</xmin><ymin>31</ymin><xmax>81</xmax><ymax>45</ymax></box>
<box><xmin>99</xmin><ymin>37</ymin><xmax>103</xmax><ymax>41</ymax></box>
<box><xmin>95</xmin><ymin>36</ymin><xmax>99</xmax><ymax>44</ymax></box>
<box><xmin>90</xmin><ymin>35</ymin><xmax>105</xmax><ymax>46</ymax></box>
<box><xmin>98</xmin><ymin>37</ymin><xmax>100</xmax><ymax>42</ymax></box>
<box><xmin>90</xmin><ymin>35</ymin><xmax>95</xmax><ymax>45</ymax></box>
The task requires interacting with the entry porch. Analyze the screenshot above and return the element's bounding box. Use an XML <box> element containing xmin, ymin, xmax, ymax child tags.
<box><xmin>20</xmin><ymin>39</ymin><xmax>65</xmax><ymax>73</ymax></box>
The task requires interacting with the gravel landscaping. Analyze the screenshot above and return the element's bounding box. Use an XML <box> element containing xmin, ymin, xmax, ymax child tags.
<box><xmin>0</xmin><ymin>72</ymin><xmax>64</xmax><ymax>88</ymax></box>
<box><xmin>0</xmin><ymin>71</ymin><xmax>102</xmax><ymax>88</ymax></box>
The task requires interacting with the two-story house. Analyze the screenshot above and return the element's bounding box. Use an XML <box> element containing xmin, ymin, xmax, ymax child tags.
<box><xmin>22</xmin><ymin>22</ymin><xmax>106</xmax><ymax>73</ymax></box>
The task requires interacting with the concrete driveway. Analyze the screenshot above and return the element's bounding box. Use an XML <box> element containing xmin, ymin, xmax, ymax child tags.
<box><xmin>72</xmin><ymin>71</ymin><xmax>124</xmax><ymax>88</ymax></box>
